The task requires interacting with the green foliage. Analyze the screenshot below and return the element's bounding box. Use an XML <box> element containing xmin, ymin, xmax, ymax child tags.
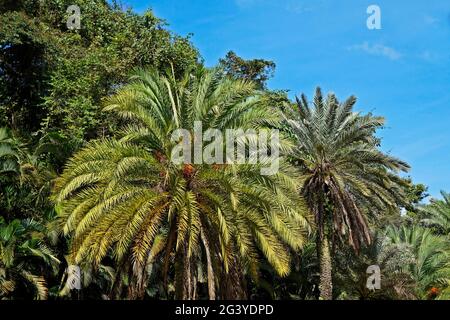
<box><xmin>419</xmin><ymin>191</ymin><xmax>450</xmax><ymax>236</ymax></box>
<box><xmin>285</xmin><ymin>88</ymin><xmax>410</xmax><ymax>299</ymax></box>
<box><xmin>405</xmin><ymin>180</ymin><xmax>429</xmax><ymax>210</ymax></box>
<box><xmin>0</xmin><ymin>1</ymin><xmax>448</xmax><ymax>301</ymax></box>
<box><xmin>0</xmin><ymin>217</ymin><xmax>60</xmax><ymax>299</ymax></box>
<box><xmin>252</xmin><ymin>241</ymin><xmax>320</xmax><ymax>300</ymax></box>
<box><xmin>334</xmin><ymin>233</ymin><xmax>417</xmax><ymax>300</ymax></box>
<box><xmin>219</xmin><ymin>51</ymin><xmax>275</xmax><ymax>89</ymax></box>
<box><xmin>52</xmin><ymin>68</ymin><xmax>310</xmax><ymax>299</ymax></box>
<box><xmin>335</xmin><ymin>219</ymin><xmax>450</xmax><ymax>300</ymax></box>
<box><xmin>287</xmin><ymin>88</ymin><xmax>410</xmax><ymax>250</ymax></box>
<box><xmin>385</xmin><ymin>225</ymin><xmax>450</xmax><ymax>299</ymax></box>
<box><xmin>0</xmin><ymin>10</ymin><xmax>53</xmax><ymax>132</ymax></box>
<box><xmin>0</xmin><ymin>127</ymin><xmax>56</xmax><ymax>221</ymax></box>
<box><xmin>0</xmin><ymin>127</ymin><xmax>20</xmax><ymax>175</ymax></box>
<box><xmin>0</xmin><ymin>0</ymin><xmax>199</xmax><ymax>140</ymax></box>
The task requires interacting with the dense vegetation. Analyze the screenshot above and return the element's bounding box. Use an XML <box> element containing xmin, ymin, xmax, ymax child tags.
<box><xmin>0</xmin><ymin>1</ymin><xmax>448</xmax><ymax>300</ymax></box>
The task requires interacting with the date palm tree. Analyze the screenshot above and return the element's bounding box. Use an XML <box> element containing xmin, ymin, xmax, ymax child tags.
<box><xmin>285</xmin><ymin>88</ymin><xmax>409</xmax><ymax>299</ymax></box>
<box><xmin>385</xmin><ymin>225</ymin><xmax>450</xmax><ymax>299</ymax></box>
<box><xmin>53</xmin><ymin>67</ymin><xmax>310</xmax><ymax>299</ymax></box>
<box><xmin>334</xmin><ymin>232</ymin><xmax>417</xmax><ymax>300</ymax></box>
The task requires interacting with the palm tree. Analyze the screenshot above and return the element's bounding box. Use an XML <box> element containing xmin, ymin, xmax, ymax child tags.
<box><xmin>385</xmin><ymin>225</ymin><xmax>450</xmax><ymax>299</ymax></box>
<box><xmin>334</xmin><ymin>233</ymin><xmax>417</xmax><ymax>300</ymax></box>
<box><xmin>419</xmin><ymin>191</ymin><xmax>450</xmax><ymax>236</ymax></box>
<box><xmin>285</xmin><ymin>88</ymin><xmax>409</xmax><ymax>299</ymax></box>
<box><xmin>53</xmin><ymin>68</ymin><xmax>310</xmax><ymax>299</ymax></box>
<box><xmin>0</xmin><ymin>217</ymin><xmax>60</xmax><ymax>299</ymax></box>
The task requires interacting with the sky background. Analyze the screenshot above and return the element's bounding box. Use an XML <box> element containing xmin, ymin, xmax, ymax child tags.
<box><xmin>122</xmin><ymin>0</ymin><xmax>450</xmax><ymax>199</ymax></box>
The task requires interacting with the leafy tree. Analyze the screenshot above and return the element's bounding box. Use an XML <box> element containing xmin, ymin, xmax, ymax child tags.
<box><xmin>285</xmin><ymin>88</ymin><xmax>410</xmax><ymax>299</ymax></box>
<box><xmin>0</xmin><ymin>0</ymin><xmax>199</xmax><ymax>140</ymax></box>
<box><xmin>52</xmin><ymin>68</ymin><xmax>310</xmax><ymax>299</ymax></box>
<box><xmin>0</xmin><ymin>9</ymin><xmax>53</xmax><ymax>133</ymax></box>
<box><xmin>404</xmin><ymin>180</ymin><xmax>429</xmax><ymax>211</ymax></box>
<box><xmin>33</xmin><ymin>131</ymin><xmax>83</xmax><ymax>173</ymax></box>
<box><xmin>219</xmin><ymin>51</ymin><xmax>275</xmax><ymax>89</ymax></box>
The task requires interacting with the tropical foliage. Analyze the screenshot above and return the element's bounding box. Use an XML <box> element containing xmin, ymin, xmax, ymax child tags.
<box><xmin>52</xmin><ymin>68</ymin><xmax>310</xmax><ymax>299</ymax></box>
<box><xmin>419</xmin><ymin>191</ymin><xmax>450</xmax><ymax>236</ymax></box>
<box><xmin>284</xmin><ymin>88</ymin><xmax>410</xmax><ymax>299</ymax></box>
<box><xmin>0</xmin><ymin>0</ymin><xmax>448</xmax><ymax>301</ymax></box>
<box><xmin>0</xmin><ymin>217</ymin><xmax>59</xmax><ymax>299</ymax></box>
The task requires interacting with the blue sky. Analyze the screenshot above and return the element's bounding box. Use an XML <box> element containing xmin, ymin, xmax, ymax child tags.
<box><xmin>123</xmin><ymin>0</ymin><xmax>450</xmax><ymax>198</ymax></box>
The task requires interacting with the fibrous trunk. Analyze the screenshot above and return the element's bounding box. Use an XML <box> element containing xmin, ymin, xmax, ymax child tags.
<box><xmin>318</xmin><ymin>237</ymin><xmax>333</xmax><ymax>300</ymax></box>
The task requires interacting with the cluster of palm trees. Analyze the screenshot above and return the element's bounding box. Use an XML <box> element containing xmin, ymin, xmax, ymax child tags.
<box><xmin>1</xmin><ymin>67</ymin><xmax>449</xmax><ymax>300</ymax></box>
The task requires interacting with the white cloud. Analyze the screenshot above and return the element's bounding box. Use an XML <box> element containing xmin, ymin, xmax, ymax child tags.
<box><xmin>348</xmin><ymin>42</ymin><xmax>402</xmax><ymax>60</ymax></box>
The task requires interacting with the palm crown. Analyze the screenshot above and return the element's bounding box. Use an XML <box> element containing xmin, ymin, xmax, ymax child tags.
<box><xmin>385</xmin><ymin>225</ymin><xmax>450</xmax><ymax>299</ymax></box>
<box><xmin>286</xmin><ymin>88</ymin><xmax>409</xmax><ymax>250</ymax></box>
<box><xmin>53</xmin><ymin>68</ymin><xmax>310</xmax><ymax>299</ymax></box>
<box><xmin>285</xmin><ymin>88</ymin><xmax>410</xmax><ymax>299</ymax></box>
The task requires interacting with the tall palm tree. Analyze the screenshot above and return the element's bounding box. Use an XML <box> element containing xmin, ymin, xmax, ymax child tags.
<box><xmin>285</xmin><ymin>88</ymin><xmax>409</xmax><ymax>299</ymax></box>
<box><xmin>0</xmin><ymin>217</ymin><xmax>59</xmax><ymax>299</ymax></box>
<box><xmin>53</xmin><ymin>68</ymin><xmax>310</xmax><ymax>299</ymax></box>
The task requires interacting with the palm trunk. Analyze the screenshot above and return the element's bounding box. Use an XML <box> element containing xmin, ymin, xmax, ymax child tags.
<box><xmin>200</xmin><ymin>228</ymin><xmax>216</xmax><ymax>300</ymax></box>
<box><xmin>221</xmin><ymin>257</ymin><xmax>247</xmax><ymax>299</ymax></box>
<box><xmin>318</xmin><ymin>237</ymin><xmax>333</xmax><ymax>300</ymax></box>
<box><xmin>175</xmin><ymin>243</ymin><xmax>197</xmax><ymax>300</ymax></box>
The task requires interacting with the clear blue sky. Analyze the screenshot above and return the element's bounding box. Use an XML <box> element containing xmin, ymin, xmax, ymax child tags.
<box><xmin>122</xmin><ymin>0</ymin><xmax>450</xmax><ymax>199</ymax></box>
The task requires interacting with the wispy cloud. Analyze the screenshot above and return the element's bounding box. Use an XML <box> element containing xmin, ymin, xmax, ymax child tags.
<box><xmin>348</xmin><ymin>42</ymin><xmax>402</xmax><ymax>60</ymax></box>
